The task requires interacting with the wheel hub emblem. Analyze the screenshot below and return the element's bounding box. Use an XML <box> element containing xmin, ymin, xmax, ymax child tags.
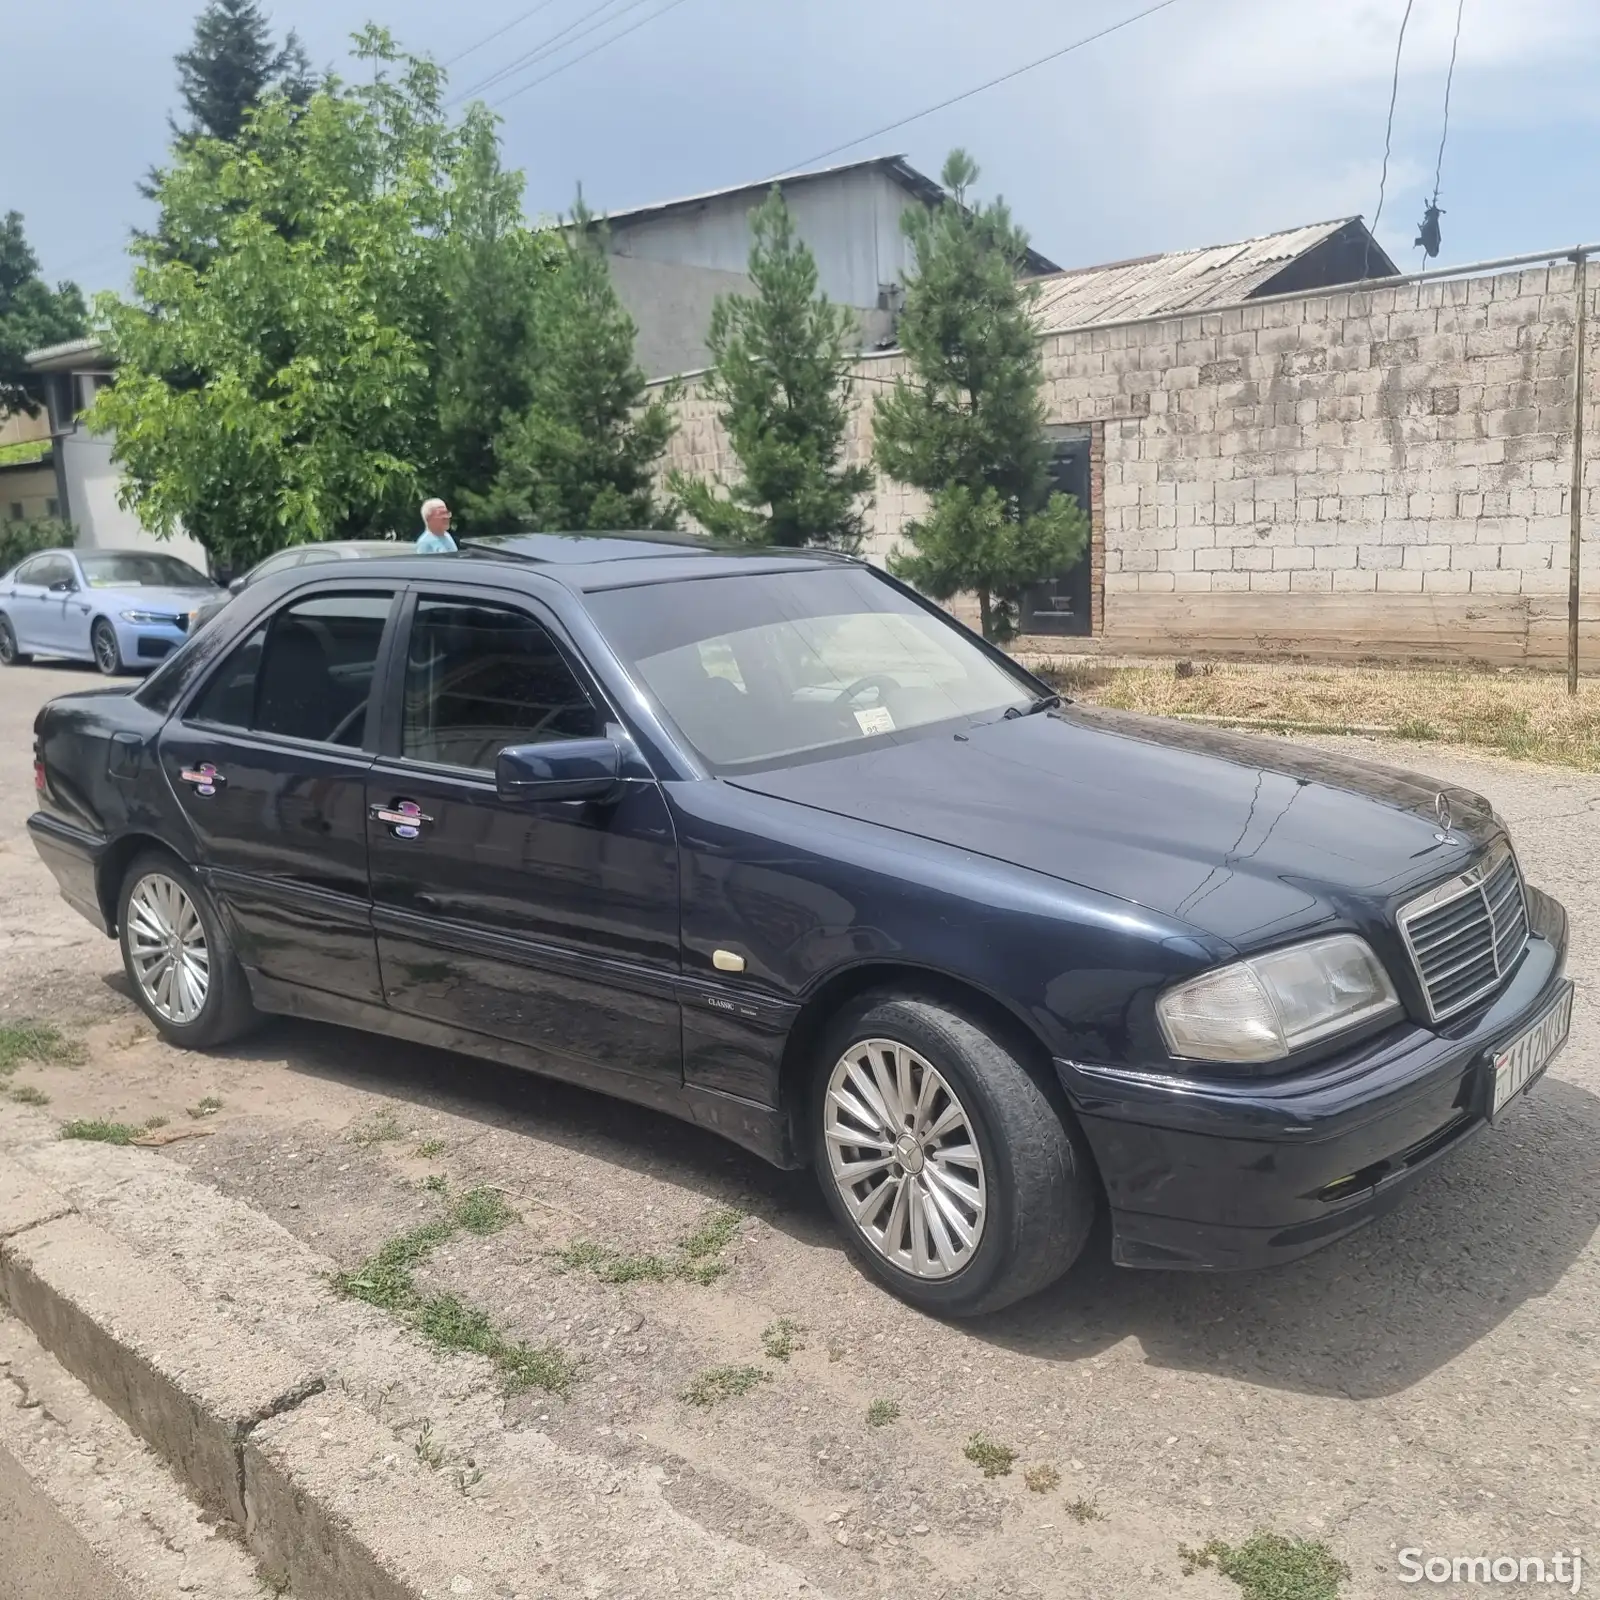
<box><xmin>893</xmin><ymin>1132</ymin><xmax>925</xmax><ymax>1175</ymax></box>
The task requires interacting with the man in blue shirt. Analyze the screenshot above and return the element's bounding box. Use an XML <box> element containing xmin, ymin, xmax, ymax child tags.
<box><xmin>416</xmin><ymin>498</ymin><xmax>457</xmax><ymax>553</ymax></box>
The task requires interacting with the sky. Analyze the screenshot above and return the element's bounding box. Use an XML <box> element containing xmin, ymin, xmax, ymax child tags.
<box><xmin>6</xmin><ymin>0</ymin><xmax>1600</xmax><ymax>300</ymax></box>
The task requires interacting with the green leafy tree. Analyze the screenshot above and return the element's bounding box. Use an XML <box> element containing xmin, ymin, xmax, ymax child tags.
<box><xmin>468</xmin><ymin>201</ymin><xmax>678</xmax><ymax>533</ymax></box>
<box><xmin>671</xmin><ymin>187</ymin><xmax>871</xmax><ymax>548</ymax></box>
<box><xmin>873</xmin><ymin>151</ymin><xmax>1087</xmax><ymax>641</ymax></box>
<box><xmin>91</xmin><ymin>31</ymin><xmax>500</xmax><ymax>571</ymax></box>
<box><xmin>173</xmin><ymin>0</ymin><xmax>314</xmax><ymax>142</ymax></box>
<box><xmin>0</xmin><ymin>214</ymin><xmax>88</xmax><ymax>417</ymax></box>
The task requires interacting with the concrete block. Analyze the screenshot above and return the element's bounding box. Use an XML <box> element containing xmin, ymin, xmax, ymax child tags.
<box><xmin>1289</xmin><ymin>569</ymin><xmax>1334</xmax><ymax>592</ymax></box>
<box><xmin>0</xmin><ymin>1155</ymin><xmax>72</xmax><ymax>1241</ymax></box>
<box><xmin>1420</xmin><ymin>570</ymin><xmax>1472</xmax><ymax>593</ymax></box>
<box><xmin>1403</xmin><ymin>544</ymin><xmax>1453</xmax><ymax>570</ymax></box>
<box><xmin>1331</xmin><ymin>568</ymin><xmax>1379</xmax><ymax>591</ymax></box>
<box><xmin>1375</xmin><ymin>570</ymin><xmax>1425</xmax><ymax>592</ymax></box>
<box><xmin>1249</xmin><ymin>570</ymin><xmax>1292</xmax><ymax>591</ymax></box>
<box><xmin>1469</xmin><ymin>569</ymin><xmax>1524</xmax><ymax>594</ymax></box>
<box><xmin>0</xmin><ymin>1214</ymin><xmax>322</xmax><ymax>1524</ymax></box>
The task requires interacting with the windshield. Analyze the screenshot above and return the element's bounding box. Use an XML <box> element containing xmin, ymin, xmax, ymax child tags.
<box><xmin>587</xmin><ymin>567</ymin><xmax>1033</xmax><ymax>771</ymax></box>
<box><xmin>79</xmin><ymin>553</ymin><xmax>213</xmax><ymax>589</ymax></box>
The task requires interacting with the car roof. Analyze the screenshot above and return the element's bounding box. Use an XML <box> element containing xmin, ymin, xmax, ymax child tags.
<box><xmin>273</xmin><ymin>530</ymin><xmax>860</xmax><ymax>593</ymax></box>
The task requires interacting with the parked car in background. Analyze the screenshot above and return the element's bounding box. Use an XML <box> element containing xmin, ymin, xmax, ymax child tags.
<box><xmin>0</xmin><ymin>549</ymin><xmax>224</xmax><ymax>676</ymax></box>
<box><xmin>191</xmin><ymin>539</ymin><xmax>400</xmax><ymax>634</ymax></box>
<box><xmin>26</xmin><ymin>533</ymin><xmax>1573</xmax><ymax>1315</ymax></box>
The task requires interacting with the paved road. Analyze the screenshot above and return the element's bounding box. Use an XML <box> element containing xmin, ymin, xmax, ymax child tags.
<box><xmin>0</xmin><ymin>1444</ymin><xmax>135</xmax><ymax>1600</ymax></box>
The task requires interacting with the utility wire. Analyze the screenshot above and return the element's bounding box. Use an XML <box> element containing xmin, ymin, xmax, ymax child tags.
<box><xmin>454</xmin><ymin>0</ymin><xmax>642</xmax><ymax>102</ymax></box>
<box><xmin>490</xmin><ymin>0</ymin><xmax>696</xmax><ymax>108</ymax></box>
<box><xmin>443</xmin><ymin>0</ymin><xmax>569</xmax><ymax>67</ymax></box>
<box><xmin>1431</xmin><ymin>0</ymin><xmax>1466</xmax><ymax>204</ymax></box>
<box><xmin>770</xmin><ymin>0</ymin><xmax>1193</xmax><ymax>180</ymax></box>
<box><xmin>1369</xmin><ymin>0</ymin><xmax>1416</xmax><ymax>242</ymax></box>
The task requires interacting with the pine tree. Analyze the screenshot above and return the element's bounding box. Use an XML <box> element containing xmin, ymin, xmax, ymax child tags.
<box><xmin>0</xmin><ymin>213</ymin><xmax>87</xmax><ymax>417</ymax></box>
<box><xmin>873</xmin><ymin>151</ymin><xmax>1087</xmax><ymax>642</ymax></box>
<box><xmin>468</xmin><ymin>200</ymin><xmax>678</xmax><ymax>533</ymax></box>
<box><xmin>173</xmin><ymin>0</ymin><xmax>314</xmax><ymax>144</ymax></box>
<box><xmin>672</xmin><ymin>187</ymin><xmax>872</xmax><ymax>549</ymax></box>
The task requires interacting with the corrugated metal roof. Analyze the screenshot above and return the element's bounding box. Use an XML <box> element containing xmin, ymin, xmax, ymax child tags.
<box><xmin>1031</xmin><ymin>218</ymin><xmax>1380</xmax><ymax>332</ymax></box>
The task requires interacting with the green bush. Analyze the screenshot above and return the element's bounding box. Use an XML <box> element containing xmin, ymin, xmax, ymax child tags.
<box><xmin>0</xmin><ymin>517</ymin><xmax>75</xmax><ymax>574</ymax></box>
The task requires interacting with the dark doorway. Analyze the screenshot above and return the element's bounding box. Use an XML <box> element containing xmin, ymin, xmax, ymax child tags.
<box><xmin>1019</xmin><ymin>430</ymin><xmax>1092</xmax><ymax>637</ymax></box>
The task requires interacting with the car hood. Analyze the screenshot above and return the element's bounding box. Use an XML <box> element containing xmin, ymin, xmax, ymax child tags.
<box><xmin>724</xmin><ymin>706</ymin><xmax>1494</xmax><ymax>950</ymax></box>
<box><xmin>91</xmin><ymin>584</ymin><xmax>222</xmax><ymax>612</ymax></box>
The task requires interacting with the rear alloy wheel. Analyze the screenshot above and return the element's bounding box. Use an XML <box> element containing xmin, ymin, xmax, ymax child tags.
<box><xmin>118</xmin><ymin>852</ymin><xmax>258</xmax><ymax>1048</ymax></box>
<box><xmin>813</xmin><ymin>994</ymin><xmax>1097</xmax><ymax>1317</ymax></box>
<box><xmin>0</xmin><ymin>615</ymin><xmax>28</xmax><ymax>666</ymax></box>
<box><xmin>91</xmin><ymin>618</ymin><xmax>124</xmax><ymax>676</ymax></box>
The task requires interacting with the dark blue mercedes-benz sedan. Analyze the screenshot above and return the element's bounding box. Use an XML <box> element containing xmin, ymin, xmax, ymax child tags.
<box><xmin>25</xmin><ymin>533</ymin><xmax>1574</xmax><ymax>1315</ymax></box>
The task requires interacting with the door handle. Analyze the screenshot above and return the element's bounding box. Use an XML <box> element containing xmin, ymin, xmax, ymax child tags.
<box><xmin>370</xmin><ymin>800</ymin><xmax>433</xmax><ymax>839</ymax></box>
<box><xmin>179</xmin><ymin>763</ymin><xmax>225</xmax><ymax>795</ymax></box>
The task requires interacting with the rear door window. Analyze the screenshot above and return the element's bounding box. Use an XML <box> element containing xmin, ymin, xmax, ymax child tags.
<box><xmin>188</xmin><ymin>592</ymin><xmax>395</xmax><ymax>748</ymax></box>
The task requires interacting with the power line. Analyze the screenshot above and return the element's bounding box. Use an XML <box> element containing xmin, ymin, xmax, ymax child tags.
<box><xmin>1431</xmin><ymin>0</ymin><xmax>1466</xmax><ymax>204</ymax></box>
<box><xmin>490</xmin><ymin>0</ymin><xmax>696</xmax><ymax>109</ymax></box>
<box><xmin>770</xmin><ymin>0</ymin><xmax>1194</xmax><ymax>180</ymax></box>
<box><xmin>453</xmin><ymin>0</ymin><xmax>643</xmax><ymax>103</ymax></box>
<box><xmin>1369</xmin><ymin>0</ymin><xmax>1416</xmax><ymax>243</ymax></box>
<box><xmin>443</xmin><ymin>0</ymin><xmax>569</xmax><ymax>68</ymax></box>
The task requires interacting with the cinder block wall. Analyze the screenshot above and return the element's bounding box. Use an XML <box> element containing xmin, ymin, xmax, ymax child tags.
<box><xmin>658</xmin><ymin>262</ymin><xmax>1600</xmax><ymax>665</ymax></box>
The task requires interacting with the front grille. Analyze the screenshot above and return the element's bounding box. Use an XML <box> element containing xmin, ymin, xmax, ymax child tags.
<box><xmin>1398</xmin><ymin>842</ymin><xmax>1529</xmax><ymax>1022</ymax></box>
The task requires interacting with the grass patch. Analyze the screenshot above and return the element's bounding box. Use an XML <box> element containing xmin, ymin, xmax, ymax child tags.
<box><xmin>9</xmin><ymin>1085</ymin><xmax>49</xmax><ymax>1106</ymax></box>
<box><xmin>415</xmin><ymin>1137</ymin><xmax>446</xmax><ymax>1158</ymax></box>
<box><xmin>347</xmin><ymin>1108</ymin><xmax>407</xmax><ymax>1146</ymax></box>
<box><xmin>421</xmin><ymin>1173</ymin><xmax>449</xmax><ymax>1195</ymax></box>
<box><xmin>1180</xmin><ymin>1532</ymin><xmax>1349</xmax><ymax>1600</ymax></box>
<box><xmin>1025</xmin><ymin>1464</ymin><xmax>1061</xmax><ymax>1493</ymax></box>
<box><xmin>761</xmin><ymin>1318</ymin><xmax>806</xmax><ymax>1362</ymax></box>
<box><xmin>0</xmin><ymin>1022</ymin><xmax>83</xmax><ymax>1076</ymax></box>
<box><xmin>681</xmin><ymin>1364</ymin><xmax>771</xmax><ymax>1409</ymax></box>
<box><xmin>414</xmin><ymin>1420</ymin><xmax>445</xmax><ymax>1470</ymax></box>
<box><xmin>866</xmin><ymin>1398</ymin><xmax>900</xmax><ymax>1428</ymax></box>
<box><xmin>1034</xmin><ymin>659</ymin><xmax>1600</xmax><ymax>772</ymax></box>
<box><xmin>1065</xmin><ymin>1496</ymin><xmax>1103</xmax><ymax>1523</ymax></box>
<box><xmin>186</xmin><ymin>1096</ymin><xmax>223</xmax><ymax>1119</ymax></box>
<box><xmin>414</xmin><ymin>1293</ymin><xmax>578</xmax><ymax>1396</ymax></box>
<box><xmin>452</xmin><ymin>1186</ymin><xmax>516</xmax><ymax>1236</ymax></box>
<box><xmin>60</xmin><ymin>1118</ymin><xmax>142</xmax><ymax>1145</ymax></box>
<box><xmin>963</xmin><ymin>1434</ymin><xmax>1017</xmax><ymax>1478</ymax></box>
<box><xmin>552</xmin><ymin>1206</ymin><xmax>744</xmax><ymax>1287</ymax></box>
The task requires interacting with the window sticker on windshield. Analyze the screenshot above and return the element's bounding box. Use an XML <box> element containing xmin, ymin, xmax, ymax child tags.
<box><xmin>854</xmin><ymin>706</ymin><xmax>895</xmax><ymax>736</ymax></box>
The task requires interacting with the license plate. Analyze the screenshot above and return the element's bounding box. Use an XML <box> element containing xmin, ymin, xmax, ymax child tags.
<box><xmin>1491</xmin><ymin>982</ymin><xmax>1573</xmax><ymax>1119</ymax></box>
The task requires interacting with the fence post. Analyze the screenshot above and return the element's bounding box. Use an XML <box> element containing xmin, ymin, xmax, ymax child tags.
<box><xmin>1569</xmin><ymin>247</ymin><xmax>1589</xmax><ymax>695</ymax></box>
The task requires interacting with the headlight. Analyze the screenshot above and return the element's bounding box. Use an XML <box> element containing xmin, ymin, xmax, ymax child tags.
<box><xmin>1157</xmin><ymin>934</ymin><xmax>1400</xmax><ymax>1064</ymax></box>
<box><xmin>120</xmin><ymin>609</ymin><xmax>172</xmax><ymax>625</ymax></box>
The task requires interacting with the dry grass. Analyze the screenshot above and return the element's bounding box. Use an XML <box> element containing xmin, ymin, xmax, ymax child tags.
<box><xmin>1034</xmin><ymin>659</ymin><xmax>1600</xmax><ymax>771</ymax></box>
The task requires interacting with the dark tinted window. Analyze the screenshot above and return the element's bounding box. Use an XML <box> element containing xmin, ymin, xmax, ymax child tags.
<box><xmin>188</xmin><ymin>593</ymin><xmax>393</xmax><ymax>747</ymax></box>
<box><xmin>402</xmin><ymin>599</ymin><xmax>602</xmax><ymax>771</ymax></box>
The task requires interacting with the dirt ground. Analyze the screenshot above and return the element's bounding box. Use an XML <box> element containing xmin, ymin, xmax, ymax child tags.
<box><xmin>5</xmin><ymin>658</ymin><xmax>1599</xmax><ymax>1600</ymax></box>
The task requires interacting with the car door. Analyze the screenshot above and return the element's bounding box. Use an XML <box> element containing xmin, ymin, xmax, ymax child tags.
<box><xmin>365</xmin><ymin>585</ymin><xmax>682</xmax><ymax>1088</ymax></box>
<box><xmin>54</xmin><ymin>554</ymin><xmax>97</xmax><ymax>658</ymax></box>
<box><xmin>3</xmin><ymin>557</ymin><xmax>51</xmax><ymax>652</ymax></box>
<box><xmin>157</xmin><ymin>585</ymin><xmax>400</xmax><ymax>1005</ymax></box>
<box><xmin>24</xmin><ymin>554</ymin><xmax>77</xmax><ymax>654</ymax></box>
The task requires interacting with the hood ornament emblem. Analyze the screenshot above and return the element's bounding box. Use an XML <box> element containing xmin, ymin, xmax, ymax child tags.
<box><xmin>1433</xmin><ymin>792</ymin><xmax>1459</xmax><ymax>844</ymax></box>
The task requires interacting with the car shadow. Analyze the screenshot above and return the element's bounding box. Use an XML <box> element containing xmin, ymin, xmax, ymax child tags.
<box><xmin>153</xmin><ymin>991</ymin><xmax>1600</xmax><ymax>1403</ymax></box>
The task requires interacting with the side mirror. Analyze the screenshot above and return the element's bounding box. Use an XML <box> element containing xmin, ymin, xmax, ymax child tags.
<box><xmin>228</xmin><ymin>577</ymin><xmax>245</xmax><ymax>594</ymax></box>
<box><xmin>48</xmin><ymin>579</ymin><xmax>76</xmax><ymax>594</ymax></box>
<box><xmin>496</xmin><ymin>738</ymin><xmax>623</xmax><ymax>804</ymax></box>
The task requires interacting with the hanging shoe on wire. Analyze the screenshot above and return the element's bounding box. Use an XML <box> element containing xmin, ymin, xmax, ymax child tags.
<box><xmin>1415</xmin><ymin>202</ymin><xmax>1444</xmax><ymax>259</ymax></box>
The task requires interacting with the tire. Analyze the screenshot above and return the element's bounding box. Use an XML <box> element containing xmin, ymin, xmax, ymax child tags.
<box><xmin>117</xmin><ymin>851</ymin><xmax>258</xmax><ymax>1049</ymax></box>
<box><xmin>0</xmin><ymin>615</ymin><xmax>29</xmax><ymax>666</ymax></box>
<box><xmin>812</xmin><ymin>994</ymin><xmax>1097</xmax><ymax>1318</ymax></box>
<box><xmin>91</xmin><ymin>617</ymin><xmax>124</xmax><ymax>677</ymax></box>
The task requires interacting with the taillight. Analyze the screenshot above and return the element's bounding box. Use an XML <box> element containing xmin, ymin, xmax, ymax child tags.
<box><xmin>34</xmin><ymin>760</ymin><xmax>46</xmax><ymax>792</ymax></box>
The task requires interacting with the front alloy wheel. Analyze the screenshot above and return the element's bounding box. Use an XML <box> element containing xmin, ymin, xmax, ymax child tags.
<box><xmin>92</xmin><ymin>618</ymin><xmax>123</xmax><ymax>676</ymax></box>
<box><xmin>125</xmin><ymin>872</ymin><xmax>210</xmax><ymax>1024</ymax></box>
<box><xmin>824</xmin><ymin>1038</ymin><xmax>987</xmax><ymax>1278</ymax></box>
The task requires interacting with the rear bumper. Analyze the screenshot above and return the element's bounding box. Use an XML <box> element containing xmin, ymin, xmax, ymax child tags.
<box><xmin>27</xmin><ymin>813</ymin><xmax>110</xmax><ymax>934</ymax></box>
<box><xmin>1058</xmin><ymin>887</ymin><xmax>1571</xmax><ymax>1271</ymax></box>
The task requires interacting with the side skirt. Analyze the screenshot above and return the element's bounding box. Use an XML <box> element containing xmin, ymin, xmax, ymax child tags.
<box><xmin>246</xmin><ymin>972</ymin><xmax>805</xmax><ymax>1171</ymax></box>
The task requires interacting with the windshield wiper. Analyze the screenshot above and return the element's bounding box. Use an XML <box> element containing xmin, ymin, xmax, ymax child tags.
<box><xmin>1004</xmin><ymin>692</ymin><xmax>1065</xmax><ymax>720</ymax></box>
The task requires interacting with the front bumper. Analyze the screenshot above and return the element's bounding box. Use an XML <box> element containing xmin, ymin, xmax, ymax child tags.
<box><xmin>122</xmin><ymin>620</ymin><xmax>190</xmax><ymax>664</ymax></box>
<box><xmin>1058</xmin><ymin>886</ymin><xmax>1571</xmax><ymax>1271</ymax></box>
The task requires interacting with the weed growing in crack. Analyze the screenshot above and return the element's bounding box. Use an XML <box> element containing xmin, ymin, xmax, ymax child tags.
<box><xmin>1179</xmin><ymin>1532</ymin><xmax>1349</xmax><ymax>1600</ymax></box>
<box><xmin>963</xmin><ymin>1435</ymin><xmax>1017</xmax><ymax>1478</ymax></box>
<box><xmin>9</xmin><ymin>1085</ymin><xmax>49</xmax><ymax>1106</ymax></box>
<box><xmin>551</xmin><ymin>1207</ymin><xmax>744</xmax><ymax>1287</ymax></box>
<box><xmin>421</xmin><ymin>1174</ymin><xmax>449</xmax><ymax>1195</ymax></box>
<box><xmin>60</xmin><ymin>1118</ymin><xmax>145</xmax><ymax>1145</ymax></box>
<box><xmin>414</xmin><ymin>1421</ymin><xmax>446</xmax><ymax>1470</ymax></box>
<box><xmin>1065</xmin><ymin>1496</ymin><xmax>1103</xmax><ymax>1523</ymax></box>
<box><xmin>452</xmin><ymin>1186</ymin><xmax>516</xmax><ymax>1236</ymax></box>
<box><xmin>866</xmin><ymin>1398</ymin><xmax>900</xmax><ymax>1427</ymax></box>
<box><xmin>1025</xmin><ymin>1464</ymin><xmax>1061</xmax><ymax>1494</ymax></box>
<box><xmin>681</xmin><ymin>1364</ymin><xmax>771</xmax><ymax>1408</ymax></box>
<box><xmin>186</xmin><ymin>1096</ymin><xmax>223</xmax><ymax>1119</ymax></box>
<box><xmin>761</xmin><ymin>1319</ymin><xmax>806</xmax><ymax>1362</ymax></box>
<box><xmin>0</xmin><ymin>1022</ymin><xmax>84</xmax><ymax>1076</ymax></box>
